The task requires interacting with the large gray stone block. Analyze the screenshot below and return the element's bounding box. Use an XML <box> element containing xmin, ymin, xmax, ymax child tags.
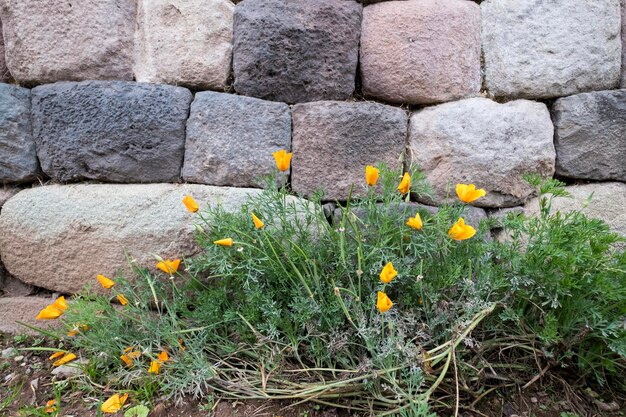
<box><xmin>291</xmin><ymin>101</ymin><xmax>407</xmax><ymax>200</ymax></box>
<box><xmin>233</xmin><ymin>0</ymin><xmax>362</xmax><ymax>103</ymax></box>
<box><xmin>553</xmin><ymin>90</ymin><xmax>626</xmax><ymax>181</ymax></box>
<box><xmin>0</xmin><ymin>184</ymin><xmax>267</xmax><ymax>293</ymax></box>
<box><xmin>360</xmin><ymin>0</ymin><xmax>481</xmax><ymax>105</ymax></box>
<box><xmin>135</xmin><ymin>0</ymin><xmax>234</xmax><ymax>90</ymax></box>
<box><xmin>31</xmin><ymin>81</ymin><xmax>192</xmax><ymax>183</ymax></box>
<box><xmin>183</xmin><ymin>92</ymin><xmax>291</xmax><ymax>188</ymax></box>
<box><xmin>0</xmin><ymin>0</ymin><xmax>135</xmax><ymax>86</ymax></box>
<box><xmin>0</xmin><ymin>85</ymin><xmax>39</xmax><ymax>184</ymax></box>
<box><xmin>408</xmin><ymin>98</ymin><xmax>555</xmax><ymax>208</ymax></box>
<box><xmin>482</xmin><ymin>0</ymin><xmax>621</xmax><ymax>99</ymax></box>
<box><xmin>524</xmin><ymin>183</ymin><xmax>626</xmax><ymax>238</ymax></box>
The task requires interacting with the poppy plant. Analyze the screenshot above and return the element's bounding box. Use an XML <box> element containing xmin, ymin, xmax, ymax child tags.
<box><xmin>97</xmin><ymin>274</ymin><xmax>115</xmax><ymax>289</ymax></box>
<box><xmin>36</xmin><ymin>305</ymin><xmax>63</xmax><ymax>320</ymax></box>
<box><xmin>156</xmin><ymin>259</ymin><xmax>181</xmax><ymax>274</ymax></box>
<box><xmin>251</xmin><ymin>212</ymin><xmax>265</xmax><ymax>229</ymax></box>
<box><xmin>272</xmin><ymin>149</ymin><xmax>292</xmax><ymax>172</ymax></box>
<box><xmin>448</xmin><ymin>218</ymin><xmax>476</xmax><ymax>241</ymax></box>
<box><xmin>52</xmin><ymin>353</ymin><xmax>77</xmax><ymax>367</ymax></box>
<box><xmin>44</xmin><ymin>399</ymin><xmax>57</xmax><ymax>413</ymax></box>
<box><xmin>365</xmin><ymin>165</ymin><xmax>379</xmax><ymax>186</ymax></box>
<box><xmin>101</xmin><ymin>393</ymin><xmax>128</xmax><ymax>414</ymax></box>
<box><xmin>182</xmin><ymin>195</ymin><xmax>199</xmax><ymax>213</ymax></box>
<box><xmin>397</xmin><ymin>173</ymin><xmax>411</xmax><ymax>194</ymax></box>
<box><xmin>120</xmin><ymin>347</ymin><xmax>141</xmax><ymax>367</ymax></box>
<box><xmin>456</xmin><ymin>183</ymin><xmax>486</xmax><ymax>204</ymax></box>
<box><xmin>406</xmin><ymin>213</ymin><xmax>423</xmax><ymax>230</ymax></box>
<box><xmin>379</xmin><ymin>262</ymin><xmax>398</xmax><ymax>284</ymax></box>
<box><xmin>116</xmin><ymin>294</ymin><xmax>129</xmax><ymax>306</ymax></box>
<box><xmin>148</xmin><ymin>350</ymin><xmax>169</xmax><ymax>375</ymax></box>
<box><xmin>376</xmin><ymin>291</ymin><xmax>393</xmax><ymax>313</ymax></box>
<box><xmin>213</xmin><ymin>238</ymin><xmax>233</xmax><ymax>247</ymax></box>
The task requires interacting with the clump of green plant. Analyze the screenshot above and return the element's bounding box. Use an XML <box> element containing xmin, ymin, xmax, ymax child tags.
<box><xmin>36</xmin><ymin>164</ymin><xmax>625</xmax><ymax>415</ymax></box>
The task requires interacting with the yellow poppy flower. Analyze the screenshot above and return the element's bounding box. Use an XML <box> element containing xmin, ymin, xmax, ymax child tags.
<box><xmin>397</xmin><ymin>172</ymin><xmax>411</xmax><ymax>194</ymax></box>
<box><xmin>251</xmin><ymin>212</ymin><xmax>265</xmax><ymax>229</ymax></box>
<box><xmin>51</xmin><ymin>296</ymin><xmax>67</xmax><ymax>311</ymax></box>
<box><xmin>148</xmin><ymin>350</ymin><xmax>169</xmax><ymax>375</ymax></box>
<box><xmin>45</xmin><ymin>399</ymin><xmax>57</xmax><ymax>413</ymax></box>
<box><xmin>36</xmin><ymin>305</ymin><xmax>63</xmax><ymax>320</ymax></box>
<box><xmin>406</xmin><ymin>214</ymin><xmax>423</xmax><ymax>230</ymax></box>
<box><xmin>447</xmin><ymin>218</ymin><xmax>476</xmax><ymax>241</ymax></box>
<box><xmin>456</xmin><ymin>183</ymin><xmax>487</xmax><ymax>204</ymax></box>
<box><xmin>120</xmin><ymin>348</ymin><xmax>141</xmax><ymax>367</ymax></box>
<box><xmin>116</xmin><ymin>294</ymin><xmax>129</xmax><ymax>306</ymax></box>
<box><xmin>272</xmin><ymin>149</ymin><xmax>292</xmax><ymax>172</ymax></box>
<box><xmin>97</xmin><ymin>274</ymin><xmax>115</xmax><ymax>289</ymax></box>
<box><xmin>49</xmin><ymin>351</ymin><xmax>65</xmax><ymax>361</ymax></box>
<box><xmin>101</xmin><ymin>393</ymin><xmax>128</xmax><ymax>414</ymax></box>
<box><xmin>376</xmin><ymin>291</ymin><xmax>393</xmax><ymax>313</ymax></box>
<box><xmin>52</xmin><ymin>353</ymin><xmax>77</xmax><ymax>367</ymax></box>
<box><xmin>379</xmin><ymin>262</ymin><xmax>398</xmax><ymax>284</ymax></box>
<box><xmin>182</xmin><ymin>195</ymin><xmax>199</xmax><ymax>213</ymax></box>
<box><xmin>156</xmin><ymin>259</ymin><xmax>181</xmax><ymax>274</ymax></box>
<box><xmin>213</xmin><ymin>238</ymin><xmax>233</xmax><ymax>247</ymax></box>
<box><xmin>365</xmin><ymin>165</ymin><xmax>379</xmax><ymax>186</ymax></box>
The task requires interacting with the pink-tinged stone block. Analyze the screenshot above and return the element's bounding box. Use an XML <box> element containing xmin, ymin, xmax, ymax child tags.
<box><xmin>360</xmin><ymin>0</ymin><xmax>481</xmax><ymax>105</ymax></box>
<box><xmin>0</xmin><ymin>0</ymin><xmax>135</xmax><ymax>86</ymax></box>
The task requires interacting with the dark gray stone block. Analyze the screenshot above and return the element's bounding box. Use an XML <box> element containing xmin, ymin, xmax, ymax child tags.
<box><xmin>553</xmin><ymin>90</ymin><xmax>626</xmax><ymax>181</ymax></box>
<box><xmin>183</xmin><ymin>91</ymin><xmax>291</xmax><ymax>188</ymax></box>
<box><xmin>233</xmin><ymin>0</ymin><xmax>362</xmax><ymax>104</ymax></box>
<box><xmin>0</xmin><ymin>84</ymin><xmax>39</xmax><ymax>184</ymax></box>
<box><xmin>31</xmin><ymin>81</ymin><xmax>192</xmax><ymax>183</ymax></box>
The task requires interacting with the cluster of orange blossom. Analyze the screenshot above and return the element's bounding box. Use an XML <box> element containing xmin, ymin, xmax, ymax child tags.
<box><xmin>366</xmin><ymin>167</ymin><xmax>486</xmax><ymax>313</ymax></box>
<box><xmin>185</xmin><ymin>155</ymin><xmax>486</xmax><ymax>315</ymax></box>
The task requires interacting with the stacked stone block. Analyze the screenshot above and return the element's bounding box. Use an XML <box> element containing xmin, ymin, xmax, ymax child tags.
<box><xmin>0</xmin><ymin>0</ymin><xmax>135</xmax><ymax>86</ymax></box>
<box><xmin>360</xmin><ymin>0</ymin><xmax>481</xmax><ymax>104</ymax></box>
<box><xmin>481</xmin><ymin>0</ymin><xmax>621</xmax><ymax>99</ymax></box>
<box><xmin>183</xmin><ymin>92</ymin><xmax>292</xmax><ymax>188</ymax></box>
<box><xmin>135</xmin><ymin>0</ymin><xmax>234</xmax><ymax>90</ymax></box>
<box><xmin>31</xmin><ymin>81</ymin><xmax>192</xmax><ymax>183</ymax></box>
<box><xmin>232</xmin><ymin>0</ymin><xmax>362</xmax><ymax>103</ymax></box>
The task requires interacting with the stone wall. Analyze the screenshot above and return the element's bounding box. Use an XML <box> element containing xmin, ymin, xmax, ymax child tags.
<box><xmin>0</xmin><ymin>0</ymin><xmax>625</xmax><ymax>319</ymax></box>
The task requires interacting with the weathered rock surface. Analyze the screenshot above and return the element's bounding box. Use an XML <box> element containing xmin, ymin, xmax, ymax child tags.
<box><xmin>0</xmin><ymin>296</ymin><xmax>61</xmax><ymax>335</ymax></box>
<box><xmin>408</xmin><ymin>98</ymin><xmax>555</xmax><ymax>208</ymax></box>
<box><xmin>0</xmin><ymin>20</ymin><xmax>9</xmax><ymax>82</ymax></box>
<box><xmin>31</xmin><ymin>81</ymin><xmax>192</xmax><ymax>183</ymax></box>
<box><xmin>360</xmin><ymin>0</ymin><xmax>481</xmax><ymax>104</ymax></box>
<box><xmin>0</xmin><ymin>187</ymin><xmax>21</xmax><ymax>208</ymax></box>
<box><xmin>482</xmin><ymin>0</ymin><xmax>621</xmax><ymax>99</ymax></box>
<box><xmin>233</xmin><ymin>0</ymin><xmax>362</xmax><ymax>103</ymax></box>
<box><xmin>553</xmin><ymin>90</ymin><xmax>626</xmax><ymax>181</ymax></box>
<box><xmin>135</xmin><ymin>0</ymin><xmax>234</xmax><ymax>90</ymax></box>
<box><xmin>0</xmin><ymin>85</ymin><xmax>39</xmax><ymax>184</ymax></box>
<box><xmin>0</xmin><ymin>0</ymin><xmax>135</xmax><ymax>85</ymax></box>
<box><xmin>622</xmin><ymin>0</ymin><xmax>626</xmax><ymax>88</ymax></box>
<box><xmin>183</xmin><ymin>92</ymin><xmax>291</xmax><ymax>187</ymax></box>
<box><xmin>524</xmin><ymin>183</ymin><xmax>626</xmax><ymax>238</ymax></box>
<box><xmin>291</xmin><ymin>101</ymin><xmax>407</xmax><ymax>200</ymax></box>
<box><xmin>0</xmin><ymin>184</ymin><xmax>298</xmax><ymax>293</ymax></box>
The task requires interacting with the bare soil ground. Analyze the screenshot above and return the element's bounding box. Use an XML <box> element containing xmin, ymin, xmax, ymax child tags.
<box><xmin>1</xmin><ymin>333</ymin><xmax>623</xmax><ymax>417</ymax></box>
